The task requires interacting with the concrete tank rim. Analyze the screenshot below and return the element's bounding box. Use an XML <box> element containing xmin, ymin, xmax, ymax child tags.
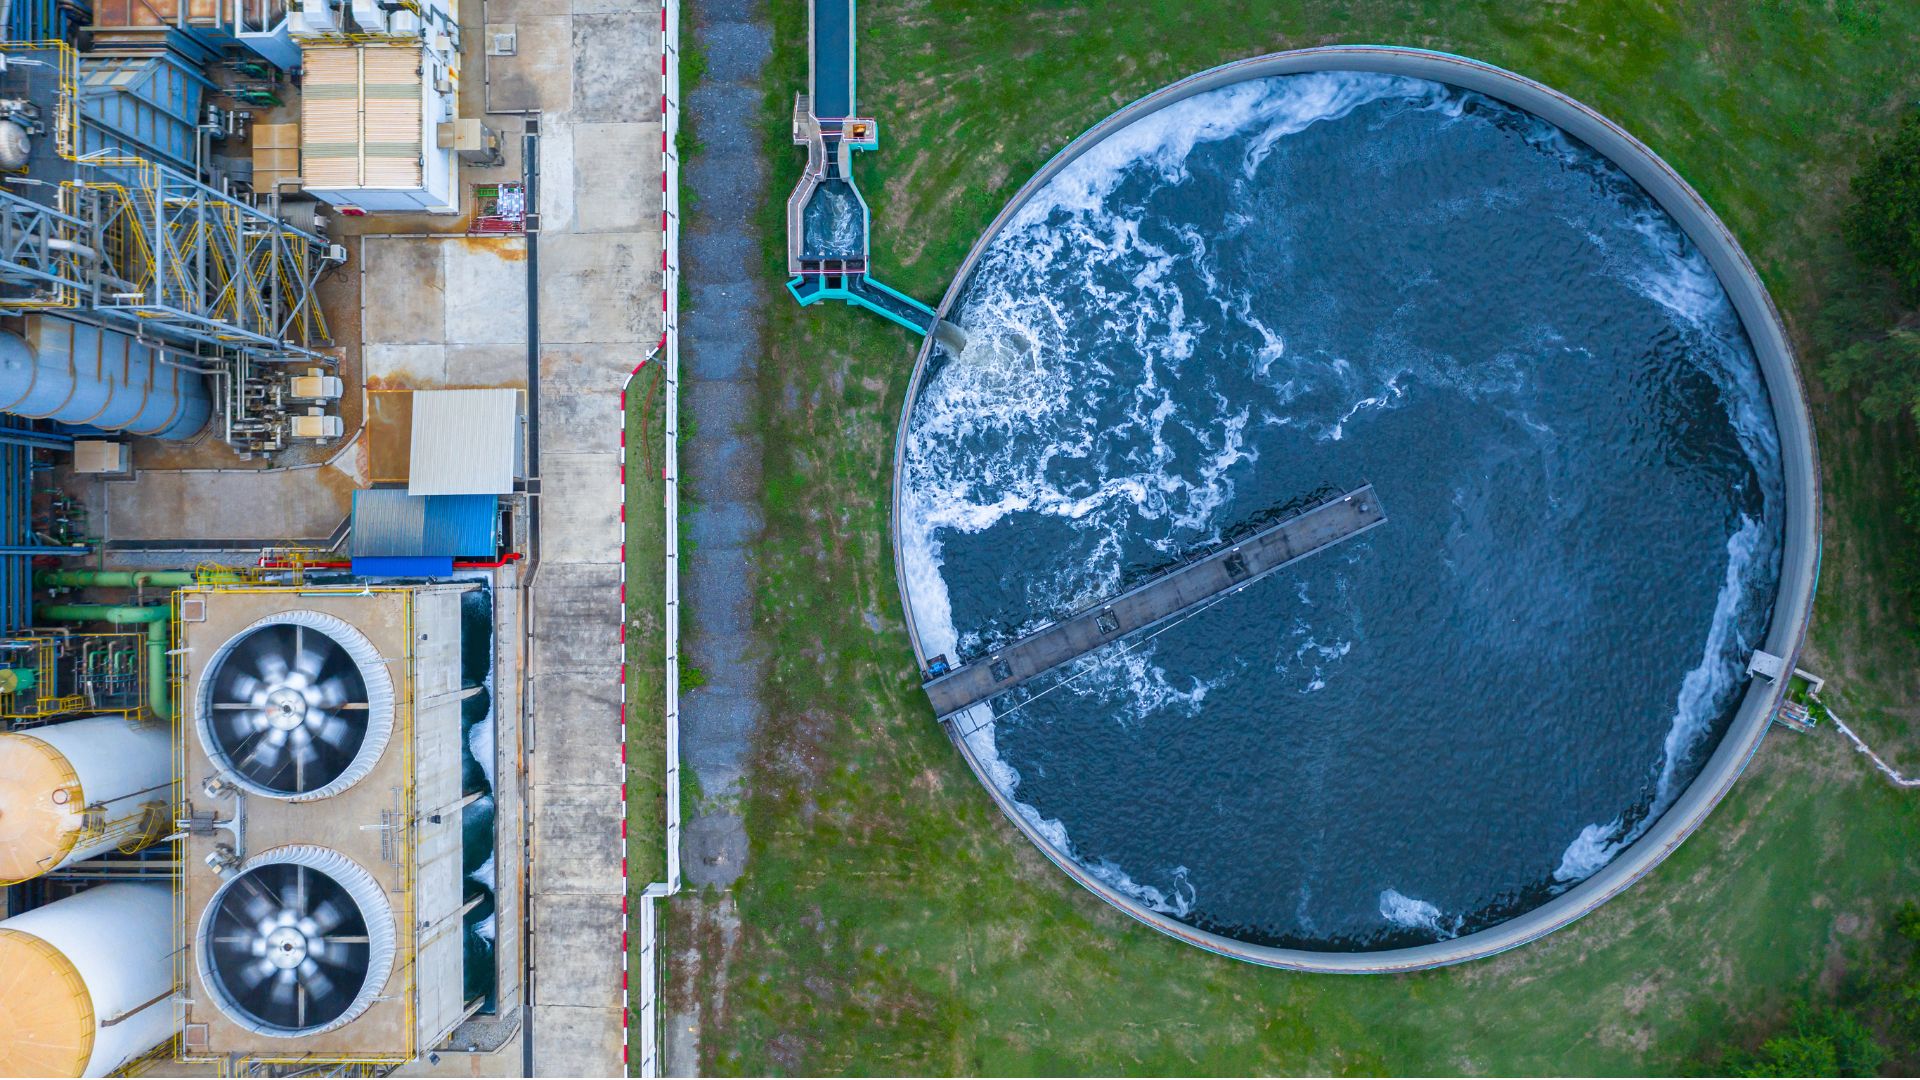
<box><xmin>887</xmin><ymin>44</ymin><xmax>1822</xmax><ymax>972</ymax></box>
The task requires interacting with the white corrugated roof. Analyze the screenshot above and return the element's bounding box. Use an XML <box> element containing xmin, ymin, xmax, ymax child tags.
<box><xmin>408</xmin><ymin>388</ymin><xmax>521</xmax><ymax>495</ymax></box>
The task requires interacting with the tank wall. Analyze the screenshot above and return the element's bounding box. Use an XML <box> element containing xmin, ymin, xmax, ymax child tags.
<box><xmin>28</xmin><ymin>716</ymin><xmax>171</xmax><ymax>868</ymax></box>
<box><xmin>0</xmin><ymin>318</ymin><xmax>210</xmax><ymax>440</ymax></box>
<box><xmin>895</xmin><ymin>45</ymin><xmax>1822</xmax><ymax>972</ymax></box>
<box><xmin>1</xmin><ymin>883</ymin><xmax>174</xmax><ymax>1076</ymax></box>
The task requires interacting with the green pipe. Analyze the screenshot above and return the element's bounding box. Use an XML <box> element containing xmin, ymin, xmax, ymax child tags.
<box><xmin>36</xmin><ymin>604</ymin><xmax>172</xmax><ymax>721</ymax></box>
<box><xmin>35</xmin><ymin>569</ymin><xmax>197</xmax><ymax>590</ymax></box>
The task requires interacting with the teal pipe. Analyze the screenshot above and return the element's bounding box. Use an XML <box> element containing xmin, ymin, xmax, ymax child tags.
<box><xmin>36</xmin><ymin>569</ymin><xmax>198</xmax><ymax>589</ymax></box>
<box><xmin>36</xmin><ymin>604</ymin><xmax>172</xmax><ymax>721</ymax></box>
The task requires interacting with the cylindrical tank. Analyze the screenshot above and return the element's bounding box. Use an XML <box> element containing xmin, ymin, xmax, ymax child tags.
<box><xmin>0</xmin><ymin>118</ymin><xmax>31</xmax><ymax>171</ymax></box>
<box><xmin>0</xmin><ymin>882</ymin><xmax>174</xmax><ymax>1077</ymax></box>
<box><xmin>0</xmin><ymin>716</ymin><xmax>172</xmax><ymax>884</ymax></box>
<box><xmin>0</xmin><ymin>316</ymin><xmax>210</xmax><ymax>439</ymax></box>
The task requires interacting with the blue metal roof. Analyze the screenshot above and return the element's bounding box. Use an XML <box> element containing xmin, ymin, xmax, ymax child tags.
<box><xmin>350</xmin><ymin>490</ymin><xmax>498</xmax><ymax>559</ymax></box>
<box><xmin>351</xmin><ymin>556</ymin><xmax>455</xmax><ymax>578</ymax></box>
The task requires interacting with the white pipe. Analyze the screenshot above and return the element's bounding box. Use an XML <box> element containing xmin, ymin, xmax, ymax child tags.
<box><xmin>2</xmin><ymin>717</ymin><xmax>170</xmax><ymax>878</ymax></box>
<box><xmin>0</xmin><ymin>883</ymin><xmax>174</xmax><ymax>1077</ymax></box>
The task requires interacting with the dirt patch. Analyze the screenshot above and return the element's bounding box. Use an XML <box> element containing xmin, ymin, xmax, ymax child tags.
<box><xmin>460</xmin><ymin>234</ymin><xmax>529</xmax><ymax>261</ymax></box>
<box><xmin>751</xmin><ymin>706</ymin><xmax>839</xmax><ymax>789</ymax></box>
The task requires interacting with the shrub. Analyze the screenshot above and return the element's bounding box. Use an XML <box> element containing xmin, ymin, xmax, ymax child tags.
<box><xmin>1724</xmin><ymin>1005</ymin><xmax>1887</xmax><ymax>1078</ymax></box>
<box><xmin>1844</xmin><ymin>109</ymin><xmax>1920</xmax><ymax>300</ymax></box>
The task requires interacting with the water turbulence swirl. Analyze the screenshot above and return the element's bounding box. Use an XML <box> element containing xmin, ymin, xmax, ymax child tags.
<box><xmin>899</xmin><ymin>70</ymin><xmax>1785</xmax><ymax>951</ymax></box>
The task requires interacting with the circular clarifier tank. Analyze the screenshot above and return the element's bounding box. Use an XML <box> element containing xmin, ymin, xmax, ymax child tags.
<box><xmin>892</xmin><ymin>48</ymin><xmax>1819</xmax><ymax>970</ymax></box>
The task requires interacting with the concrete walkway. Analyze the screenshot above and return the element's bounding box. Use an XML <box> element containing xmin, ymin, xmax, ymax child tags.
<box><xmin>485</xmin><ymin>0</ymin><xmax>666</xmax><ymax>1074</ymax></box>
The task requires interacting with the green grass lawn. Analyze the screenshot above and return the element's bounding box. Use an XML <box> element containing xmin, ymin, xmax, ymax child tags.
<box><xmin>673</xmin><ymin>0</ymin><xmax>1920</xmax><ymax>1073</ymax></box>
<box><xmin>625</xmin><ymin>365</ymin><xmax>670</xmax><ymax>895</ymax></box>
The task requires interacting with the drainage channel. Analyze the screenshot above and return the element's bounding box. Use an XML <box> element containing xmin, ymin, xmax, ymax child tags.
<box><xmin>783</xmin><ymin>0</ymin><xmax>951</xmax><ymax>337</ymax></box>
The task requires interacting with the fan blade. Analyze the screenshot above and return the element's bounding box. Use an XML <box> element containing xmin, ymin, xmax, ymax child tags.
<box><xmin>256</xmin><ymin>651</ymin><xmax>289</xmax><ymax>684</ymax></box>
<box><xmin>237</xmin><ymin>875</ymin><xmax>280</xmax><ymax>921</ymax></box>
<box><xmin>212</xmin><ymin>933</ymin><xmax>258</xmax><ymax>958</ymax></box>
<box><xmin>299</xmin><ymin>959</ymin><xmax>335</xmax><ymax>1004</ymax></box>
<box><xmin>243</xmin><ymin>734</ymin><xmax>286</xmax><ymax>771</ymax></box>
<box><xmin>312</xmin><ymin>676</ymin><xmax>349</xmax><ymax>709</ymax></box>
<box><xmin>226</xmin><ymin>673</ymin><xmax>262</xmax><ymax>702</ymax></box>
<box><xmin>269</xmin><ymin>968</ymin><xmax>297</xmax><ymax>1005</ymax></box>
<box><xmin>316</xmin><ymin>714</ymin><xmax>353</xmax><ymax>751</ymax></box>
<box><xmin>295</xmin><ymin>648</ymin><xmax>325</xmax><ymax>680</ymax></box>
<box><xmin>314</xmin><ymin>948</ymin><xmax>368</xmax><ymax>973</ymax></box>
<box><xmin>309</xmin><ymin>900</ymin><xmax>345</xmax><ymax>935</ymax></box>
<box><xmin>236</xmin><ymin>960</ymin><xmax>273</xmax><ymax>991</ymax></box>
<box><xmin>230</xmin><ymin>711</ymin><xmax>261</xmax><ymax>739</ymax></box>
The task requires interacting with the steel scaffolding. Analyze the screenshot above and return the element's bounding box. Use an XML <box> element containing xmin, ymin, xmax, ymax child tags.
<box><xmin>0</xmin><ymin>41</ymin><xmax>340</xmax><ymax>362</ymax></box>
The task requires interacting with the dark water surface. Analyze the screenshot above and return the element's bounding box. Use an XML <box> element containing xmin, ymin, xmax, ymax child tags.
<box><xmin>458</xmin><ymin>585</ymin><xmax>497</xmax><ymax>1006</ymax></box>
<box><xmin>899</xmin><ymin>72</ymin><xmax>1784</xmax><ymax>950</ymax></box>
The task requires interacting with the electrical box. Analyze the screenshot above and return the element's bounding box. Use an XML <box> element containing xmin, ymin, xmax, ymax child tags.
<box><xmin>72</xmin><ymin>439</ymin><xmax>130</xmax><ymax>475</ymax></box>
<box><xmin>436</xmin><ymin>118</ymin><xmax>503</xmax><ymax>167</ymax></box>
<box><xmin>290</xmin><ymin>409</ymin><xmax>344</xmax><ymax>440</ymax></box>
<box><xmin>289</xmin><ymin>370</ymin><xmax>345</xmax><ymax>402</ymax></box>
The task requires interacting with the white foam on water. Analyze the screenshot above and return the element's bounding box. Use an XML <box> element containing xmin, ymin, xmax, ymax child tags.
<box><xmin>474</xmin><ymin>913</ymin><xmax>497</xmax><ymax>944</ymax></box>
<box><xmin>1378</xmin><ymin>888</ymin><xmax>1459</xmax><ymax>938</ymax></box>
<box><xmin>1554</xmin><ymin>513</ymin><xmax>1769</xmax><ymax>883</ymax></box>
<box><xmin>469</xmin><ymin>852</ymin><xmax>496</xmax><ymax>892</ymax></box>
<box><xmin>1068</xmin><ymin>639</ymin><xmax>1220</xmax><ymax>719</ymax></box>
<box><xmin>1092</xmin><ymin>859</ymin><xmax>1196</xmax><ymax>918</ymax></box>
<box><xmin>469</xmin><ymin>715</ymin><xmax>495</xmax><ymax>793</ymax></box>
<box><xmin>1011</xmin><ymin>72</ymin><xmax>1438</xmax><ymax>226</ymax></box>
<box><xmin>1554</xmin><ymin>816</ymin><xmax>1624</xmax><ymax>882</ymax></box>
<box><xmin>1543</xmin><ymin>136</ymin><xmax>1782</xmax><ymax>889</ymax></box>
<box><xmin>1658</xmin><ymin>513</ymin><xmax>1769</xmax><ymax>805</ymax></box>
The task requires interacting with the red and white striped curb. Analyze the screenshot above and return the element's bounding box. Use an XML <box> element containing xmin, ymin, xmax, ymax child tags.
<box><xmin>619</xmin><ymin>3</ymin><xmax>682</xmax><ymax>1077</ymax></box>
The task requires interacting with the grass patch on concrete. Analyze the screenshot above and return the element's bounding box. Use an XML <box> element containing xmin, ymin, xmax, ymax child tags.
<box><xmin>691</xmin><ymin>1</ymin><xmax>1920</xmax><ymax>1074</ymax></box>
<box><xmin>625</xmin><ymin>362</ymin><xmax>671</xmax><ymax>892</ymax></box>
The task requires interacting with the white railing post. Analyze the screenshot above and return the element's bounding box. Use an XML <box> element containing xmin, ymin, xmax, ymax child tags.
<box><xmin>623</xmin><ymin>2</ymin><xmax>682</xmax><ymax>1077</ymax></box>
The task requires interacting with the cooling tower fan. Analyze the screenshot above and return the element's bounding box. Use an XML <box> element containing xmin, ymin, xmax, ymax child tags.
<box><xmin>177</xmin><ymin>584</ymin><xmax>475</xmax><ymax>1058</ymax></box>
<box><xmin>197</xmin><ymin>847</ymin><xmax>396</xmax><ymax>1037</ymax></box>
<box><xmin>197</xmin><ymin>611</ymin><xmax>394</xmax><ymax>801</ymax></box>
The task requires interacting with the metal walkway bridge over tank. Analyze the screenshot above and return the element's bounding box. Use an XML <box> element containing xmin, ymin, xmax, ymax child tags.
<box><xmin>922</xmin><ymin>486</ymin><xmax>1387</xmax><ymax>721</ymax></box>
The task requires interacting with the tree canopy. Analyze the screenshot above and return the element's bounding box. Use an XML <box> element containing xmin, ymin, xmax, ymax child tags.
<box><xmin>1844</xmin><ymin>108</ymin><xmax>1920</xmax><ymax>300</ymax></box>
<box><xmin>1725</xmin><ymin>1006</ymin><xmax>1887</xmax><ymax>1078</ymax></box>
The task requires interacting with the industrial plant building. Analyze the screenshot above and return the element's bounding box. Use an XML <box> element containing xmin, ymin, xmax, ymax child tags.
<box><xmin>0</xmin><ymin>0</ymin><xmax>659</xmax><ymax>1074</ymax></box>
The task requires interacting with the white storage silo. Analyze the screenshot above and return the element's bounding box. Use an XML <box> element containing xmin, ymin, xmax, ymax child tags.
<box><xmin>0</xmin><ymin>882</ymin><xmax>174</xmax><ymax>1077</ymax></box>
<box><xmin>0</xmin><ymin>715</ymin><xmax>172</xmax><ymax>884</ymax></box>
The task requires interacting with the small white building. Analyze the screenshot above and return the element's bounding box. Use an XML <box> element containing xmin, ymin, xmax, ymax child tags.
<box><xmin>294</xmin><ymin>0</ymin><xmax>463</xmax><ymax>214</ymax></box>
